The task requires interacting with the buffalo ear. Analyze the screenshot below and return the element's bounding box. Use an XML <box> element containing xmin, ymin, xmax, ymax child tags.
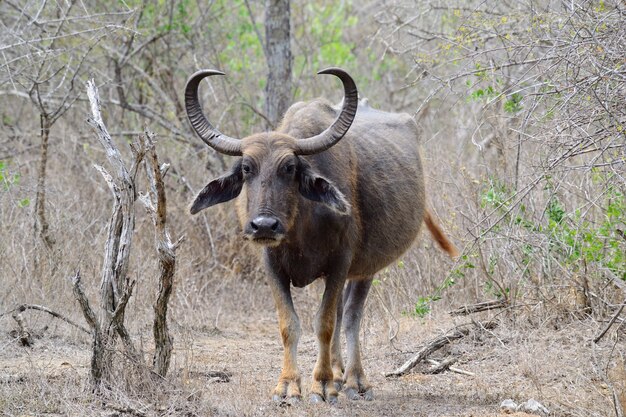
<box><xmin>298</xmin><ymin>163</ymin><xmax>351</xmax><ymax>215</ymax></box>
<box><xmin>190</xmin><ymin>159</ymin><xmax>243</xmax><ymax>214</ymax></box>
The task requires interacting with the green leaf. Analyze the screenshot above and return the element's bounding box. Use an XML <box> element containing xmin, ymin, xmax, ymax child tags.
<box><xmin>504</xmin><ymin>93</ymin><xmax>523</xmax><ymax>113</ymax></box>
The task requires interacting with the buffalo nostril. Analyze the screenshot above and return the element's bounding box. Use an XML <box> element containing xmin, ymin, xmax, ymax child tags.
<box><xmin>250</xmin><ymin>216</ymin><xmax>280</xmax><ymax>234</ymax></box>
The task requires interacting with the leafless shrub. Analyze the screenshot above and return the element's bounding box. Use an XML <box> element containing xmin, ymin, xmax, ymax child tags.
<box><xmin>372</xmin><ymin>0</ymin><xmax>625</xmax><ymax>321</ymax></box>
<box><xmin>1</xmin><ymin>1</ymin><xmax>134</xmax><ymax>249</ymax></box>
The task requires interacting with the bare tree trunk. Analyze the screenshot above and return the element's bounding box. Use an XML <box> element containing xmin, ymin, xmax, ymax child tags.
<box><xmin>140</xmin><ymin>132</ymin><xmax>182</xmax><ymax>377</ymax></box>
<box><xmin>34</xmin><ymin>114</ymin><xmax>54</xmax><ymax>249</ymax></box>
<box><xmin>73</xmin><ymin>80</ymin><xmax>180</xmax><ymax>387</ymax></box>
<box><xmin>75</xmin><ymin>79</ymin><xmax>146</xmax><ymax>388</ymax></box>
<box><xmin>264</xmin><ymin>0</ymin><xmax>292</xmax><ymax>129</ymax></box>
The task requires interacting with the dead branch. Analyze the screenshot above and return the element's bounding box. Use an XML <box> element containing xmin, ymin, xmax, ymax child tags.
<box><xmin>139</xmin><ymin>130</ymin><xmax>182</xmax><ymax>378</ymax></box>
<box><xmin>385</xmin><ymin>320</ymin><xmax>497</xmax><ymax>378</ymax></box>
<box><xmin>449</xmin><ymin>299</ymin><xmax>509</xmax><ymax>316</ymax></box>
<box><xmin>11</xmin><ymin>308</ymin><xmax>33</xmax><ymax>347</ymax></box>
<box><xmin>3</xmin><ymin>304</ymin><xmax>90</xmax><ymax>334</ymax></box>
<box><xmin>425</xmin><ymin>359</ymin><xmax>475</xmax><ymax>376</ymax></box>
<box><xmin>424</xmin><ymin>356</ymin><xmax>459</xmax><ymax>374</ymax></box>
<box><xmin>72</xmin><ymin>271</ymin><xmax>108</xmax><ymax>385</ymax></box>
<box><xmin>103</xmin><ymin>403</ymin><xmax>147</xmax><ymax>417</ymax></box>
<box><xmin>87</xmin><ymin>80</ymin><xmax>142</xmax><ymax>325</ymax></box>
<box><xmin>71</xmin><ymin>271</ymin><xmax>99</xmax><ymax>334</ymax></box>
<box><xmin>187</xmin><ymin>370</ymin><xmax>232</xmax><ymax>383</ymax></box>
<box><xmin>77</xmin><ymin>79</ymin><xmax>146</xmax><ymax>388</ymax></box>
<box><xmin>602</xmin><ymin>267</ymin><xmax>626</xmax><ymax>295</ymax></box>
<box><xmin>110</xmin><ymin>280</ymin><xmax>145</xmax><ymax>367</ymax></box>
<box><xmin>86</xmin><ymin>77</ymin><xmax>143</xmax><ymax>321</ymax></box>
<box><xmin>594</xmin><ymin>300</ymin><xmax>626</xmax><ymax>344</ymax></box>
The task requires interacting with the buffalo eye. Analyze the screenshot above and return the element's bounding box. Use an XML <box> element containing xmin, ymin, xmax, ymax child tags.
<box><xmin>283</xmin><ymin>163</ymin><xmax>295</xmax><ymax>175</ymax></box>
<box><xmin>242</xmin><ymin>163</ymin><xmax>252</xmax><ymax>175</ymax></box>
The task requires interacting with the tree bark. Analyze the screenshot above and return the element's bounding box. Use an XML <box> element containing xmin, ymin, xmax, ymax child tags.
<box><xmin>264</xmin><ymin>0</ymin><xmax>292</xmax><ymax>129</ymax></box>
<box><xmin>34</xmin><ymin>114</ymin><xmax>54</xmax><ymax>249</ymax></box>
<box><xmin>81</xmin><ymin>79</ymin><xmax>146</xmax><ymax>388</ymax></box>
<box><xmin>140</xmin><ymin>131</ymin><xmax>182</xmax><ymax>377</ymax></box>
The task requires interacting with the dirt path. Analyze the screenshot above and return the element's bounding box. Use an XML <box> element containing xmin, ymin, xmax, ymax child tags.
<box><xmin>167</xmin><ymin>318</ymin><xmax>536</xmax><ymax>417</ymax></box>
<box><xmin>1</xmin><ymin>310</ymin><xmax>616</xmax><ymax>416</ymax></box>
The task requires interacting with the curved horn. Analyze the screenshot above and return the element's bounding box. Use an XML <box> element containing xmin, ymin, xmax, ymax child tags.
<box><xmin>185</xmin><ymin>70</ymin><xmax>242</xmax><ymax>156</ymax></box>
<box><xmin>294</xmin><ymin>68</ymin><xmax>358</xmax><ymax>155</ymax></box>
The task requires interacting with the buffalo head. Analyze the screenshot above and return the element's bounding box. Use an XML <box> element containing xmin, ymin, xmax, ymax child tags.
<box><xmin>186</xmin><ymin>69</ymin><xmax>357</xmax><ymax>246</ymax></box>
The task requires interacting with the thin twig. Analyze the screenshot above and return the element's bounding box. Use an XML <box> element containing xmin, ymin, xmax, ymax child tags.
<box><xmin>3</xmin><ymin>304</ymin><xmax>90</xmax><ymax>334</ymax></box>
<box><xmin>594</xmin><ymin>300</ymin><xmax>626</xmax><ymax>344</ymax></box>
<box><xmin>591</xmin><ymin>343</ymin><xmax>625</xmax><ymax>417</ymax></box>
<box><xmin>103</xmin><ymin>403</ymin><xmax>147</xmax><ymax>417</ymax></box>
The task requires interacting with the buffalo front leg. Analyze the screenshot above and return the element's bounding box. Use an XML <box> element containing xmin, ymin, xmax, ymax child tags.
<box><xmin>330</xmin><ymin>284</ymin><xmax>345</xmax><ymax>392</ymax></box>
<box><xmin>268</xmin><ymin>274</ymin><xmax>302</xmax><ymax>402</ymax></box>
<box><xmin>343</xmin><ymin>278</ymin><xmax>374</xmax><ymax>400</ymax></box>
<box><xmin>310</xmin><ymin>275</ymin><xmax>346</xmax><ymax>404</ymax></box>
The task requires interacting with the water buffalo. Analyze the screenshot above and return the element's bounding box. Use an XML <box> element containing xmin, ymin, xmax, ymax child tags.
<box><xmin>185</xmin><ymin>68</ymin><xmax>457</xmax><ymax>404</ymax></box>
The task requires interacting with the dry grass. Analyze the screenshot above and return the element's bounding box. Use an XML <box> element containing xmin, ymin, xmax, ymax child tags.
<box><xmin>1</xmin><ymin>278</ymin><xmax>624</xmax><ymax>416</ymax></box>
<box><xmin>1</xmin><ymin>96</ymin><xmax>625</xmax><ymax>417</ymax></box>
<box><xmin>1</xmin><ymin>103</ymin><xmax>624</xmax><ymax>417</ymax></box>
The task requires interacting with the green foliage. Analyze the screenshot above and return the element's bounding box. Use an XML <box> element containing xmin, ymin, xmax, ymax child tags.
<box><xmin>481</xmin><ymin>177</ymin><xmax>511</xmax><ymax>210</ymax></box>
<box><xmin>407</xmin><ymin>256</ymin><xmax>476</xmax><ymax>318</ymax></box>
<box><xmin>0</xmin><ymin>160</ymin><xmax>20</xmax><ymax>190</ymax></box>
<box><xmin>412</xmin><ymin>296</ymin><xmax>433</xmax><ymax>317</ymax></box>
<box><xmin>124</xmin><ymin>0</ymin><xmax>194</xmax><ymax>35</ymax></box>
<box><xmin>219</xmin><ymin>1</ymin><xmax>264</xmax><ymax>74</ymax></box>
<box><xmin>0</xmin><ymin>160</ymin><xmax>29</xmax><ymax>208</ymax></box>
<box><xmin>504</xmin><ymin>92</ymin><xmax>523</xmax><ymax>113</ymax></box>
<box><xmin>467</xmin><ymin>78</ymin><xmax>524</xmax><ymax>114</ymax></box>
<box><xmin>548</xmin><ymin>190</ymin><xmax>626</xmax><ymax>280</ymax></box>
<box><xmin>480</xmin><ymin>174</ymin><xmax>626</xmax><ymax>281</ymax></box>
<box><xmin>295</xmin><ymin>2</ymin><xmax>357</xmax><ymax>72</ymax></box>
<box><xmin>547</xmin><ymin>197</ymin><xmax>565</xmax><ymax>225</ymax></box>
<box><xmin>469</xmin><ymin>85</ymin><xmax>497</xmax><ymax>102</ymax></box>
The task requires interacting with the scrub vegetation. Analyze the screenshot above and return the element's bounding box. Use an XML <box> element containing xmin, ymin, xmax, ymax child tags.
<box><xmin>0</xmin><ymin>1</ymin><xmax>624</xmax><ymax>416</ymax></box>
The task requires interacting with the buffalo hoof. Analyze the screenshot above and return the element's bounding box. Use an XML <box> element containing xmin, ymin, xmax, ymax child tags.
<box><xmin>309</xmin><ymin>378</ymin><xmax>339</xmax><ymax>405</ymax></box>
<box><xmin>309</xmin><ymin>393</ymin><xmax>324</xmax><ymax>404</ymax></box>
<box><xmin>309</xmin><ymin>392</ymin><xmax>338</xmax><ymax>405</ymax></box>
<box><xmin>344</xmin><ymin>386</ymin><xmax>374</xmax><ymax>401</ymax></box>
<box><xmin>334</xmin><ymin>379</ymin><xmax>343</xmax><ymax>393</ymax></box>
<box><xmin>272</xmin><ymin>378</ymin><xmax>301</xmax><ymax>404</ymax></box>
<box><xmin>272</xmin><ymin>394</ymin><xmax>301</xmax><ymax>405</ymax></box>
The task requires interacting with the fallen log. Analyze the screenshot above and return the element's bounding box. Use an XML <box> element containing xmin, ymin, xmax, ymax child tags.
<box><xmin>385</xmin><ymin>320</ymin><xmax>496</xmax><ymax>378</ymax></box>
<box><xmin>449</xmin><ymin>299</ymin><xmax>508</xmax><ymax>316</ymax></box>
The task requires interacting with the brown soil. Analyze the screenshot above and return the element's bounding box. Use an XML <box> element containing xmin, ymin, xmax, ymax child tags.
<box><xmin>1</xmin><ymin>303</ymin><xmax>623</xmax><ymax>417</ymax></box>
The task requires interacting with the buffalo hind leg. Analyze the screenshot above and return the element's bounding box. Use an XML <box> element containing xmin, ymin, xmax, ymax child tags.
<box><xmin>268</xmin><ymin>273</ymin><xmax>302</xmax><ymax>403</ymax></box>
<box><xmin>310</xmin><ymin>274</ymin><xmax>346</xmax><ymax>404</ymax></box>
<box><xmin>343</xmin><ymin>277</ymin><xmax>374</xmax><ymax>400</ymax></box>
